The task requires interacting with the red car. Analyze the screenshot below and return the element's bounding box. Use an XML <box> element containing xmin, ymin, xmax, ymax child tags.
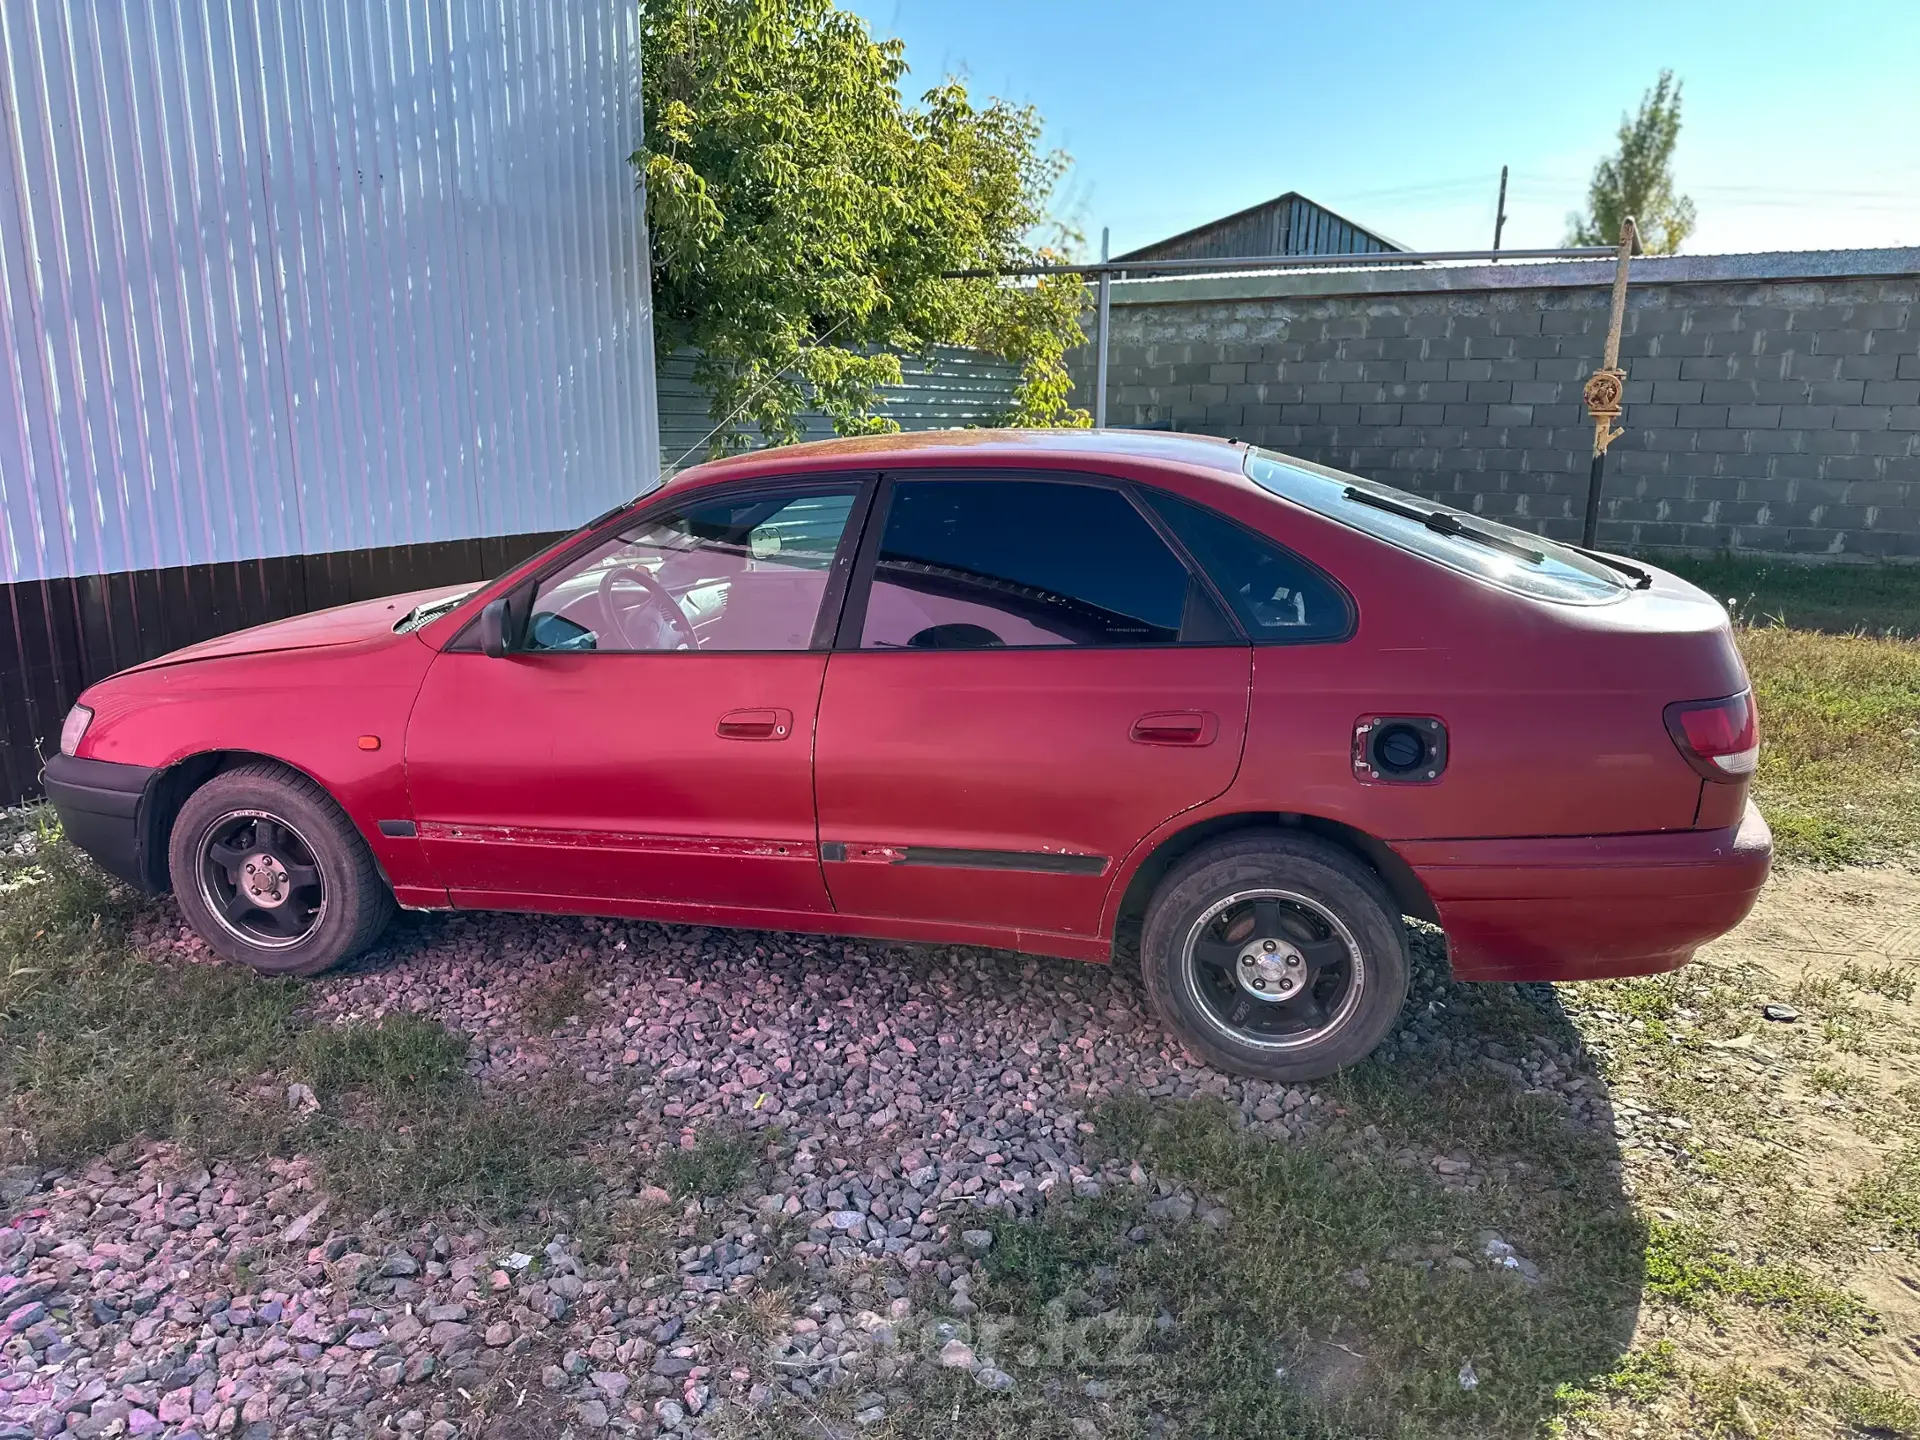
<box><xmin>46</xmin><ymin>431</ymin><xmax>1771</xmax><ymax>1080</ymax></box>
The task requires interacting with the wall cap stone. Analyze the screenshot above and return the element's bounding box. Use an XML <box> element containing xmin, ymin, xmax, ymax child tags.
<box><xmin>1104</xmin><ymin>247</ymin><xmax>1920</xmax><ymax>307</ymax></box>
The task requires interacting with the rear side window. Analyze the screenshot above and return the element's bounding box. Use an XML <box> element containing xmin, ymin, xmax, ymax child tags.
<box><xmin>1244</xmin><ymin>448</ymin><xmax>1628</xmax><ymax>605</ymax></box>
<box><xmin>860</xmin><ymin>479</ymin><xmax>1197</xmax><ymax>649</ymax></box>
<box><xmin>1142</xmin><ymin>490</ymin><xmax>1352</xmax><ymax>643</ymax></box>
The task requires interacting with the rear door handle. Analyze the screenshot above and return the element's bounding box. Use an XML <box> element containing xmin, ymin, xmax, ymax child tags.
<box><xmin>1131</xmin><ymin>710</ymin><xmax>1218</xmax><ymax>746</ymax></box>
<box><xmin>717</xmin><ymin>707</ymin><xmax>794</xmax><ymax>741</ymax></box>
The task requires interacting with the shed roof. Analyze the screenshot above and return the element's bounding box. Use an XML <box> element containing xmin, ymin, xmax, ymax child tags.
<box><xmin>1115</xmin><ymin>191</ymin><xmax>1407</xmax><ymax>263</ymax></box>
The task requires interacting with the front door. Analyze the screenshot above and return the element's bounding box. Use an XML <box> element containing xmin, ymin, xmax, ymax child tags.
<box><xmin>814</xmin><ymin>475</ymin><xmax>1252</xmax><ymax>942</ymax></box>
<box><xmin>406</xmin><ymin>481</ymin><xmax>867</xmax><ymax>922</ymax></box>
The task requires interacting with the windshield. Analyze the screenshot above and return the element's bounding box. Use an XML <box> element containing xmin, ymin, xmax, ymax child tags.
<box><xmin>1243</xmin><ymin>449</ymin><xmax>1629</xmax><ymax>605</ymax></box>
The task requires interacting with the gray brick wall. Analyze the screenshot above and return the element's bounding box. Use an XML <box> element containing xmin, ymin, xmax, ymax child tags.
<box><xmin>1071</xmin><ymin>250</ymin><xmax>1920</xmax><ymax>558</ymax></box>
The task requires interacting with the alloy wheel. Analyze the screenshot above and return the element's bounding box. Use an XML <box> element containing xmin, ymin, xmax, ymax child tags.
<box><xmin>1178</xmin><ymin>888</ymin><xmax>1365</xmax><ymax>1050</ymax></box>
<box><xmin>195</xmin><ymin>808</ymin><xmax>327</xmax><ymax>950</ymax></box>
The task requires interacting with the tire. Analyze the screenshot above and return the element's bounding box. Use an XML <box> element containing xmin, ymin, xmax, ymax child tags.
<box><xmin>167</xmin><ymin>760</ymin><xmax>395</xmax><ymax>977</ymax></box>
<box><xmin>1139</xmin><ymin>833</ymin><xmax>1410</xmax><ymax>1082</ymax></box>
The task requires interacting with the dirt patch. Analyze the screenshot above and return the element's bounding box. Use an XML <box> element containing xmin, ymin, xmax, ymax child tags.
<box><xmin>1286</xmin><ymin>1337</ymin><xmax>1373</xmax><ymax>1407</ymax></box>
<box><xmin>1720</xmin><ymin>865</ymin><xmax>1920</xmax><ymax>968</ymax></box>
<box><xmin>1683</xmin><ymin>862</ymin><xmax>1920</xmax><ymax>1406</ymax></box>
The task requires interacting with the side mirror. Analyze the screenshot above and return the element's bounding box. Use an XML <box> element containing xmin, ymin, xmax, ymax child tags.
<box><xmin>477</xmin><ymin>599</ymin><xmax>510</xmax><ymax>658</ymax></box>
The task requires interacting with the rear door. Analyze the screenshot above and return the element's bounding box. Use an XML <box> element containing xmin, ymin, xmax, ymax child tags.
<box><xmin>813</xmin><ymin>473</ymin><xmax>1252</xmax><ymax>943</ymax></box>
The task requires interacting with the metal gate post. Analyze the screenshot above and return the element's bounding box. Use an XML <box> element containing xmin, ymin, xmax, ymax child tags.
<box><xmin>1094</xmin><ymin>227</ymin><xmax>1112</xmax><ymax>429</ymax></box>
<box><xmin>1581</xmin><ymin>218</ymin><xmax>1638</xmax><ymax>548</ymax></box>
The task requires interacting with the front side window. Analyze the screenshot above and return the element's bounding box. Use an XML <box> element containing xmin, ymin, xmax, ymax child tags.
<box><xmin>527</xmin><ymin>488</ymin><xmax>856</xmax><ymax>652</ymax></box>
<box><xmin>859</xmin><ymin>479</ymin><xmax>1198</xmax><ymax>649</ymax></box>
<box><xmin>1244</xmin><ymin>448</ymin><xmax>1630</xmax><ymax>605</ymax></box>
<box><xmin>1142</xmin><ymin>490</ymin><xmax>1351</xmax><ymax>643</ymax></box>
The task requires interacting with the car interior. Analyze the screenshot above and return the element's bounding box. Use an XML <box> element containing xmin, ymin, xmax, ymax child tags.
<box><xmin>526</xmin><ymin>493</ymin><xmax>855</xmax><ymax>652</ymax></box>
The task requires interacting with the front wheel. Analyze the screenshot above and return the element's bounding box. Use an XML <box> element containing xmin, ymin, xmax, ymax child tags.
<box><xmin>1139</xmin><ymin>834</ymin><xmax>1410</xmax><ymax>1082</ymax></box>
<box><xmin>167</xmin><ymin>761</ymin><xmax>395</xmax><ymax>977</ymax></box>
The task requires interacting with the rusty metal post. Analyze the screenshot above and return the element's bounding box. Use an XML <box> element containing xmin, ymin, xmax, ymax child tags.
<box><xmin>1581</xmin><ymin>217</ymin><xmax>1638</xmax><ymax>547</ymax></box>
<box><xmin>1094</xmin><ymin>227</ymin><xmax>1112</xmax><ymax>429</ymax></box>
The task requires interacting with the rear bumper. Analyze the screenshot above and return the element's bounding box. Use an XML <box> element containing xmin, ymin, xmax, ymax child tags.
<box><xmin>1395</xmin><ymin>800</ymin><xmax>1773</xmax><ymax>983</ymax></box>
<box><xmin>43</xmin><ymin>753</ymin><xmax>159</xmax><ymax>891</ymax></box>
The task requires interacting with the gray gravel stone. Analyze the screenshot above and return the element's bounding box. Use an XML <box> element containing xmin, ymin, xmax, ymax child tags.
<box><xmin>0</xmin><ymin>897</ymin><xmax>1601</xmax><ymax>1437</ymax></box>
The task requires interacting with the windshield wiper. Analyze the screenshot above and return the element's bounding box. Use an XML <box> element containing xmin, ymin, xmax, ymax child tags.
<box><xmin>1341</xmin><ymin>486</ymin><xmax>1547</xmax><ymax>564</ymax></box>
<box><xmin>394</xmin><ymin>590</ymin><xmax>476</xmax><ymax>634</ymax></box>
<box><xmin>1564</xmin><ymin>544</ymin><xmax>1654</xmax><ymax>589</ymax></box>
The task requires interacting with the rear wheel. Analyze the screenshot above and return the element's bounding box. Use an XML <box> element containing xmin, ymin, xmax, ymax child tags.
<box><xmin>1139</xmin><ymin>833</ymin><xmax>1409</xmax><ymax>1081</ymax></box>
<box><xmin>168</xmin><ymin>762</ymin><xmax>394</xmax><ymax>977</ymax></box>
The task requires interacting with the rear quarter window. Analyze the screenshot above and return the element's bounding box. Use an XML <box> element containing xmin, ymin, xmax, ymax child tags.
<box><xmin>1141</xmin><ymin>489</ymin><xmax>1351</xmax><ymax>643</ymax></box>
<box><xmin>1244</xmin><ymin>449</ymin><xmax>1630</xmax><ymax>606</ymax></box>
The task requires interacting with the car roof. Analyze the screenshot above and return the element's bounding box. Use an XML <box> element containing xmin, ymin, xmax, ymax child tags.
<box><xmin>662</xmin><ymin>427</ymin><xmax>1250</xmax><ymax>493</ymax></box>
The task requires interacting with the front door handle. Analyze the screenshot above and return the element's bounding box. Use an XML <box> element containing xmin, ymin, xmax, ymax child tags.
<box><xmin>1131</xmin><ymin>710</ymin><xmax>1218</xmax><ymax>746</ymax></box>
<box><xmin>717</xmin><ymin>707</ymin><xmax>794</xmax><ymax>741</ymax></box>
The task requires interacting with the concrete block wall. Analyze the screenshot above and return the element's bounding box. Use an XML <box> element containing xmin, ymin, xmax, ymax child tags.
<box><xmin>1071</xmin><ymin>249</ymin><xmax>1920</xmax><ymax>558</ymax></box>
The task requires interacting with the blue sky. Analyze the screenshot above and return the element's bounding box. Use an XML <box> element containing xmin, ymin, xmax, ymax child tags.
<box><xmin>846</xmin><ymin>0</ymin><xmax>1920</xmax><ymax>257</ymax></box>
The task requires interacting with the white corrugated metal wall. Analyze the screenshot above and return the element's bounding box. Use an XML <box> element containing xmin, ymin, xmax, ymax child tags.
<box><xmin>0</xmin><ymin>0</ymin><xmax>659</xmax><ymax>587</ymax></box>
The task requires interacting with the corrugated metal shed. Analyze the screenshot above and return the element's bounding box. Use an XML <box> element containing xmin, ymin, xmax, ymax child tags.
<box><xmin>0</xmin><ymin>0</ymin><xmax>658</xmax><ymax>588</ymax></box>
<box><xmin>0</xmin><ymin>0</ymin><xmax>658</xmax><ymax>803</ymax></box>
<box><xmin>1115</xmin><ymin>192</ymin><xmax>1405</xmax><ymax>264</ymax></box>
<box><xmin>656</xmin><ymin>347</ymin><xmax>1023</xmax><ymax>471</ymax></box>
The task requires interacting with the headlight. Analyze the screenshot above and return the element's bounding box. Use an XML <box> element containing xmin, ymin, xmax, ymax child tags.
<box><xmin>59</xmin><ymin>704</ymin><xmax>94</xmax><ymax>757</ymax></box>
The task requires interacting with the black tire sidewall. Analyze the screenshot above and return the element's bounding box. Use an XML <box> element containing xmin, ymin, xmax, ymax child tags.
<box><xmin>1140</xmin><ymin>835</ymin><xmax>1410</xmax><ymax>1082</ymax></box>
<box><xmin>168</xmin><ymin>768</ymin><xmax>382</xmax><ymax>977</ymax></box>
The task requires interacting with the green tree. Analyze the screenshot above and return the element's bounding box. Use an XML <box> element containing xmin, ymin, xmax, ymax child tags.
<box><xmin>636</xmin><ymin>0</ymin><xmax>1088</xmax><ymax>455</ymax></box>
<box><xmin>1567</xmin><ymin>69</ymin><xmax>1698</xmax><ymax>254</ymax></box>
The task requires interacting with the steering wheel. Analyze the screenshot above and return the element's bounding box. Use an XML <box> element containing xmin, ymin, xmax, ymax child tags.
<box><xmin>598</xmin><ymin>564</ymin><xmax>698</xmax><ymax>651</ymax></box>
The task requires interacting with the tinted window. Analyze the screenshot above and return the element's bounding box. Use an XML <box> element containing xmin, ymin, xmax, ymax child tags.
<box><xmin>1244</xmin><ymin>448</ymin><xmax>1628</xmax><ymax>605</ymax></box>
<box><xmin>1143</xmin><ymin>490</ymin><xmax>1351</xmax><ymax>643</ymax></box>
<box><xmin>860</xmin><ymin>480</ymin><xmax>1192</xmax><ymax>649</ymax></box>
<box><xmin>528</xmin><ymin>489</ymin><xmax>856</xmax><ymax>652</ymax></box>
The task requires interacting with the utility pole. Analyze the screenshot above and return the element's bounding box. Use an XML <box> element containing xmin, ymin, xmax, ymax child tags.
<box><xmin>1492</xmin><ymin>165</ymin><xmax>1508</xmax><ymax>256</ymax></box>
<box><xmin>1581</xmin><ymin>216</ymin><xmax>1638</xmax><ymax>548</ymax></box>
<box><xmin>1094</xmin><ymin>226</ymin><xmax>1111</xmax><ymax>429</ymax></box>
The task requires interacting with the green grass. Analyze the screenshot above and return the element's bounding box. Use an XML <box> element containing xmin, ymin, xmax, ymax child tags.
<box><xmin>1549</xmin><ymin>1341</ymin><xmax>1683</xmax><ymax>1425</ymax></box>
<box><xmin>304</xmin><ymin>1065</ymin><xmax>599</xmax><ymax>1220</ymax></box>
<box><xmin>294</xmin><ymin>1009</ymin><xmax>470</xmax><ymax>1096</ymax></box>
<box><xmin>0</xmin><ymin>812</ymin><xmax>600</xmax><ymax>1220</ymax></box>
<box><xmin>1648</xmin><ymin>556</ymin><xmax>1920</xmax><ymax>864</ymax></box>
<box><xmin>1838</xmin><ymin>960</ymin><xmax>1920</xmax><ymax>1004</ymax></box>
<box><xmin>290</xmin><ymin>1012</ymin><xmax>603</xmax><ymax>1220</ymax></box>
<box><xmin>656</xmin><ymin>1126</ymin><xmax>760</xmax><ymax>1200</ymax></box>
<box><xmin>1736</xmin><ymin>625</ymin><xmax>1920</xmax><ymax>864</ymax></box>
<box><xmin>938</xmin><ymin>1088</ymin><xmax>1650</xmax><ymax>1439</ymax></box>
<box><xmin>1641</xmin><ymin>1219</ymin><xmax>1873</xmax><ymax>1338</ymax></box>
<box><xmin>523</xmin><ymin>967</ymin><xmax>597</xmax><ymax>1032</ymax></box>
<box><xmin>1</xmin><ymin>808</ymin><xmax>303</xmax><ymax>1158</ymax></box>
<box><xmin>1842</xmin><ymin>1144</ymin><xmax>1920</xmax><ymax>1248</ymax></box>
<box><xmin>1831</xmin><ymin>1381</ymin><xmax>1920</xmax><ymax>1439</ymax></box>
<box><xmin>1659</xmin><ymin>554</ymin><xmax>1920</xmax><ymax>638</ymax></box>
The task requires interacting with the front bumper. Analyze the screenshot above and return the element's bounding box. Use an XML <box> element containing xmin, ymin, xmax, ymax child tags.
<box><xmin>1396</xmin><ymin>799</ymin><xmax>1773</xmax><ymax>983</ymax></box>
<box><xmin>43</xmin><ymin>753</ymin><xmax>159</xmax><ymax>891</ymax></box>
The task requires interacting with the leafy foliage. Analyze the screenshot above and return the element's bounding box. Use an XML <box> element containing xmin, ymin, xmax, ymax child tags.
<box><xmin>636</xmin><ymin>0</ymin><xmax>1087</xmax><ymax>455</ymax></box>
<box><xmin>1567</xmin><ymin>70</ymin><xmax>1697</xmax><ymax>254</ymax></box>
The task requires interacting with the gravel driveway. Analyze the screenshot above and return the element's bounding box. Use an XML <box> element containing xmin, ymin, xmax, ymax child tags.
<box><xmin>2</xmin><ymin>904</ymin><xmax>1603</xmax><ymax>1440</ymax></box>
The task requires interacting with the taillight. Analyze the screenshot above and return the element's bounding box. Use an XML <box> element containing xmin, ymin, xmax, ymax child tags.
<box><xmin>1664</xmin><ymin>691</ymin><xmax>1757</xmax><ymax>781</ymax></box>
